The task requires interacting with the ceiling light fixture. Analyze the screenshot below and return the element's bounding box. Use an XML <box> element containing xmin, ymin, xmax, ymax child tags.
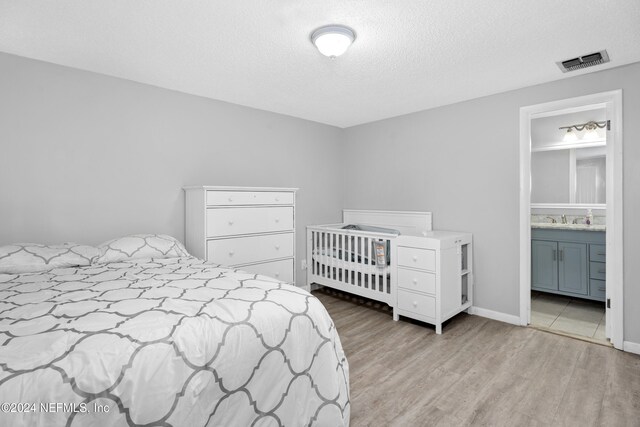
<box><xmin>311</xmin><ymin>25</ymin><xmax>356</xmax><ymax>59</ymax></box>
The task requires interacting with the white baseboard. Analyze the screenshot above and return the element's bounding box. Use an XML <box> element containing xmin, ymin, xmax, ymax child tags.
<box><xmin>469</xmin><ymin>306</ymin><xmax>521</xmax><ymax>326</ymax></box>
<box><xmin>623</xmin><ymin>341</ymin><xmax>640</xmax><ymax>355</ymax></box>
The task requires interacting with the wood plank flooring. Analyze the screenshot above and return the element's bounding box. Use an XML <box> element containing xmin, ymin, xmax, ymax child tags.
<box><xmin>313</xmin><ymin>288</ymin><xmax>640</xmax><ymax>427</ymax></box>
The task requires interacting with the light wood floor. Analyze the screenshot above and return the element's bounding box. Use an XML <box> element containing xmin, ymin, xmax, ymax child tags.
<box><xmin>313</xmin><ymin>288</ymin><xmax>640</xmax><ymax>427</ymax></box>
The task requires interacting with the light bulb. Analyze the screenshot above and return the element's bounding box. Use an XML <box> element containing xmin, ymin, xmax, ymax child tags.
<box><xmin>563</xmin><ymin>128</ymin><xmax>578</xmax><ymax>142</ymax></box>
<box><xmin>584</xmin><ymin>126</ymin><xmax>599</xmax><ymax>140</ymax></box>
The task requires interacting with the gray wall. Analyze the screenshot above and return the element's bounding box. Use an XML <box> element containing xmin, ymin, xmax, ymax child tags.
<box><xmin>2</xmin><ymin>51</ymin><xmax>639</xmax><ymax>344</ymax></box>
<box><xmin>343</xmin><ymin>61</ymin><xmax>640</xmax><ymax>344</ymax></box>
<box><xmin>0</xmin><ymin>52</ymin><xmax>345</xmax><ymax>284</ymax></box>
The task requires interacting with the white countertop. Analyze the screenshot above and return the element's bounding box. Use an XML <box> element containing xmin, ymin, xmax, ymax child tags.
<box><xmin>531</xmin><ymin>223</ymin><xmax>606</xmax><ymax>232</ymax></box>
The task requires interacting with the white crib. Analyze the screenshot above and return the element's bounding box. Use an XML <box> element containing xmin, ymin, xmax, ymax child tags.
<box><xmin>306</xmin><ymin>210</ymin><xmax>432</xmax><ymax>309</ymax></box>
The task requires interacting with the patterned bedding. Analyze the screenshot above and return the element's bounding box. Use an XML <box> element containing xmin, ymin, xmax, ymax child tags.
<box><xmin>0</xmin><ymin>257</ymin><xmax>350</xmax><ymax>426</ymax></box>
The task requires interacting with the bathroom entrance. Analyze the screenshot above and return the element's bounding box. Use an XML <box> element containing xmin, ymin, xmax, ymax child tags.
<box><xmin>519</xmin><ymin>91</ymin><xmax>623</xmax><ymax>348</ymax></box>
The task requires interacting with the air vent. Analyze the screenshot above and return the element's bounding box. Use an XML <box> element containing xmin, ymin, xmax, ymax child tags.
<box><xmin>557</xmin><ymin>50</ymin><xmax>610</xmax><ymax>73</ymax></box>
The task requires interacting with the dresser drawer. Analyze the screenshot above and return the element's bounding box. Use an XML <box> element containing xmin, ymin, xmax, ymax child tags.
<box><xmin>397</xmin><ymin>247</ymin><xmax>436</xmax><ymax>271</ymax></box>
<box><xmin>590</xmin><ymin>244</ymin><xmax>606</xmax><ymax>262</ymax></box>
<box><xmin>207</xmin><ymin>233</ymin><xmax>294</xmax><ymax>267</ymax></box>
<box><xmin>590</xmin><ymin>261</ymin><xmax>606</xmax><ymax>280</ymax></box>
<box><xmin>206</xmin><ymin>191</ymin><xmax>294</xmax><ymax>206</ymax></box>
<box><xmin>206</xmin><ymin>207</ymin><xmax>293</xmax><ymax>237</ymax></box>
<box><xmin>589</xmin><ymin>279</ymin><xmax>606</xmax><ymax>300</ymax></box>
<box><xmin>240</xmin><ymin>259</ymin><xmax>294</xmax><ymax>283</ymax></box>
<box><xmin>397</xmin><ymin>290</ymin><xmax>436</xmax><ymax>318</ymax></box>
<box><xmin>397</xmin><ymin>268</ymin><xmax>436</xmax><ymax>294</ymax></box>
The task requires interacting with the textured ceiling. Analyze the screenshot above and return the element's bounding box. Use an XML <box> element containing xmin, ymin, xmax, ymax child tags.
<box><xmin>1</xmin><ymin>1</ymin><xmax>639</xmax><ymax>128</ymax></box>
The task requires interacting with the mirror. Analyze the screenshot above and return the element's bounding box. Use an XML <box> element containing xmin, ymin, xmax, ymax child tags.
<box><xmin>531</xmin><ymin>146</ymin><xmax>606</xmax><ymax>204</ymax></box>
<box><xmin>530</xmin><ymin>108</ymin><xmax>606</xmax><ymax>206</ymax></box>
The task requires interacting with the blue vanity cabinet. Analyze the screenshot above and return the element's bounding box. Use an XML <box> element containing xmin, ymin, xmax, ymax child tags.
<box><xmin>557</xmin><ymin>242</ymin><xmax>588</xmax><ymax>295</ymax></box>
<box><xmin>532</xmin><ymin>240</ymin><xmax>558</xmax><ymax>291</ymax></box>
<box><xmin>531</xmin><ymin>228</ymin><xmax>605</xmax><ymax>301</ymax></box>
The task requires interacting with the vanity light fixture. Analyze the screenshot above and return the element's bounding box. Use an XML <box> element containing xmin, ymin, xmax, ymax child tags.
<box><xmin>311</xmin><ymin>25</ymin><xmax>356</xmax><ymax>58</ymax></box>
<box><xmin>559</xmin><ymin>120</ymin><xmax>608</xmax><ymax>141</ymax></box>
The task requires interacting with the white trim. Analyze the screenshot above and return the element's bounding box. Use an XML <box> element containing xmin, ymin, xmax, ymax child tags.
<box><xmin>469</xmin><ymin>306</ymin><xmax>521</xmax><ymax>326</ymax></box>
<box><xmin>519</xmin><ymin>90</ymin><xmax>624</xmax><ymax>349</ymax></box>
<box><xmin>532</xmin><ymin>139</ymin><xmax>606</xmax><ymax>152</ymax></box>
<box><xmin>531</xmin><ymin>103</ymin><xmax>607</xmax><ymax>118</ymax></box>
<box><xmin>607</xmin><ymin>91</ymin><xmax>624</xmax><ymax>346</ymax></box>
<box><xmin>183</xmin><ymin>185</ymin><xmax>299</xmax><ymax>192</ymax></box>
<box><xmin>623</xmin><ymin>341</ymin><xmax>640</xmax><ymax>356</ymax></box>
<box><xmin>531</xmin><ymin>203</ymin><xmax>606</xmax><ymax>210</ymax></box>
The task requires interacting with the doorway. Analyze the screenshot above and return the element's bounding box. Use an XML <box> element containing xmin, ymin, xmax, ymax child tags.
<box><xmin>519</xmin><ymin>90</ymin><xmax>623</xmax><ymax>349</ymax></box>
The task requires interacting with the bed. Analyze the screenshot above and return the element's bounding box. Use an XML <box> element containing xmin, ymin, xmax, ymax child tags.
<box><xmin>306</xmin><ymin>210</ymin><xmax>433</xmax><ymax>313</ymax></box>
<box><xmin>0</xmin><ymin>236</ymin><xmax>350</xmax><ymax>427</ymax></box>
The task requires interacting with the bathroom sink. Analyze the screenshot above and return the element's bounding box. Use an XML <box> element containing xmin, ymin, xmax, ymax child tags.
<box><xmin>531</xmin><ymin>222</ymin><xmax>606</xmax><ymax>232</ymax></box>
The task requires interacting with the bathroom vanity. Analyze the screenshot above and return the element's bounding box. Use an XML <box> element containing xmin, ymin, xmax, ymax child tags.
<box><xmin>531</xmin><ymin>226</ymin><xmax>605</xmax><ymax>302</ymax></box>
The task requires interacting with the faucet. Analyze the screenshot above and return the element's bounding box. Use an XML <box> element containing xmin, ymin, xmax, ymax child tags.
<box><xmin>561</xmin><ymin>214</ymin><xmax>567</xmax><ymax>224</ymax></box>
<box><xmin>572</xmin><ymin>218</ymin><xmax>580</xmax><ymax>224</ymax></box>
<box><xmin>546</xmin><ymin>216</ymin><xmax>557</xmax><ymax>224</ymax></box>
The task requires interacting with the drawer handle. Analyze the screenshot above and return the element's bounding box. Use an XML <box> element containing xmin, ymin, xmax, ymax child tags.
<box><xmin>597</xmin><ymin>252</ymin><xmax>605</xmax><ymax>256</ymax></box>
<box><xmin>412</xmin><ymin>279</ymin><xmax>418</xmax><ymax>284</ymax></box>
<box><xmin>275</xmin><ymin>245</ymin><xmax>280</xmax><ymax>250</ymax></box>
<box><xmin>275</xmin><ymin>218</ymin><xmax>280</xmax><ymax>223</ymax></box>
<box><xmin>228</xmin><ymin>251</ymin><xmax>234</xmax><ymax>257</ymax></box>
<box><xmin>275</xmin><ymin>272</ymin><xmax>280</xmax><ymax>278</ymax></box>
<box><xmin>412</xmin><ymin>256</ymin><xmax>418</xmax><ymax>262</ymax></box>
<box><xmin>598</xmin><ymin>269</ymin><xmax>606</xmax><ymax>274</ymax></box>
<box><xmin>275</xmin><ymin>197</ymin><xmax>280</xmax><ymax>202</ymax></box>
<box><xmin>228</xmin><ymin>197</ymin><xmax>233</xmax><ymax>202</ymax></box>
<box><xmin>412</xmin><ymin>301</ymin><xmax>418</xmax><ymax>308</ymax></box>
<box><xmin>598</xmin><ymin>287</ymin><xmax>606</xmax><ymax>292</ymax></box>
<box><xmin>228</xmin><ymin>221</ymin><xmax>234</xmax><ymax>226</ymax></box>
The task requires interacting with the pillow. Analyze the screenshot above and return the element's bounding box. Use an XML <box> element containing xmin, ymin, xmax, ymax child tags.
<box><xmin>0</xmin><ymin>243</ymin><xmax>100</xmax><ymax>274</ymax></box>
<box><xmin>94</xmin><ymin>234</ymin><xmax>190</xmax><ymax>264</ymax></box>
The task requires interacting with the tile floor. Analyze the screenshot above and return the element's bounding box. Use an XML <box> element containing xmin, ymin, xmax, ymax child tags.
<box><xmin>530</xmin><ymin>291</ymin><xmax>607</xmax><ymax>343</ymax></box>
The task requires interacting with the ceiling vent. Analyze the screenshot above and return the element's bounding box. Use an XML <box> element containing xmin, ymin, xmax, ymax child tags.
<box><xmin>557</xmin><ymin>50</ymin><xmax>610</xmax><ymax>73</ymax></box>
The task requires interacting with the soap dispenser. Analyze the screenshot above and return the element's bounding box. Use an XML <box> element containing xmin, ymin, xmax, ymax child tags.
<box><xmin>586</xmin><ymin>209</ymin><xmax>593</xmax><ymax>226</ymax></box>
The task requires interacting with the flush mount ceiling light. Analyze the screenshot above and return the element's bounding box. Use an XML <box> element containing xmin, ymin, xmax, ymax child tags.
<box><xmin>311</xmin><ymin>25</ymin><xmax>356</xmax><ymax>59</ymax></box>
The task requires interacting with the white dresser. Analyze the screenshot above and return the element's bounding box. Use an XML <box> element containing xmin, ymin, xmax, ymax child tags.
<box><xmin>393</xmin><ymin>231</ymin><xmax>473</xmax><ymax>334</ymax></box>
<box><xmin>184</xmin><ymin>186</ymin><xmax>298</xmax><ymax>284</ymax></box>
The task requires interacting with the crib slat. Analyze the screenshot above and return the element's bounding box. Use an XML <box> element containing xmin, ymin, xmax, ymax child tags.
<box><xmin>336</xmin><ymin>232</ymin><xmax>340</xmax><ymax>281</ymax></box>
<box><xmin>316</xmin><ymin>232</ymin><xmax>322</xmax><ymax>276</ymax></box>
<box><xmin>365</xmin><ymin>237</ymin><xmax>370</xmax><ymax>289</ymax></box>
<box><xmin>332</xmin><ymin>231</ymin><xmax>337</xmax><ymax>280</ymax></box>
<box><xmin>373</xmin><ymin>241</ymin><xmax>377</xmax><ymax>291</ymax></box>
<box><xmin>345</xmin><ymin>232</ymin><xmax>350</xmax><ymax>285</ymax></box>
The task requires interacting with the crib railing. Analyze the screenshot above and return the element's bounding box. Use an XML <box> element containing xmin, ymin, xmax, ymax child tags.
<box><xmin>306</xmin><ymin>225</ymin><xmax>397</xmax><ymax>307</ymax></box>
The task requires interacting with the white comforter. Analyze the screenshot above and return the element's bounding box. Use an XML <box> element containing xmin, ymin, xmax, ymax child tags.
<box><xmin>0</xmin><ymin>257</ymin><xmax>350</xmax><ymax>426</ymax></box>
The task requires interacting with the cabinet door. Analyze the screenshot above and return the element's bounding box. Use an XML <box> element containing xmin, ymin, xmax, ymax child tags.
<box><xmin>532</xmin><ymin>240</ymin><xmax>558</xmax><ymax>291</ymax></box>
<box><xmin>558</xmin><ymin>242</ymin><xmax>588</xmax><ymax>295</ymax></box>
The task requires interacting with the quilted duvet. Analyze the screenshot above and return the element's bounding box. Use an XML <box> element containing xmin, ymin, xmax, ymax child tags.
<box><xmin>0</xmin><ymin>257</ymin><xmax>350</xmax><ymax>426</ymax></box>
